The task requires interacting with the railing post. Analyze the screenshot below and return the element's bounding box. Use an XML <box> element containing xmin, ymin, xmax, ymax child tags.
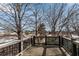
<box><xmin>31</xmin><ymin>37</ymin><xmax>33</xmax><ymax>46</ymax></box>
<box><xmin>72</xmin><ymin>43</ymin><xmax>77</xmax><ymax>56</ymax></box>
<box><xmin>45</xmin><ymin>35</ymin><xmax>47</xmax><ymax>45</ymax></box>
<box><xmin>71</xmin><ymin>38</ymin><xmax>77</xmax><ymax>56</ymax></box>
<box><xmin>59</xmin><ymin>36</ymin><xmax>64</xmax><ymax>47</ymax></box>
<box><xmin>32</xmin><ymin>36</ymin><xmax>35</xmax><ymax>46</ymax></box>
<box><xmin>61</xmin><ymin>37</ymin><xmax>63</xmax><ymax>47</ymax></box>
<box><xmin>19</xmin><ymin>42</ymin><xmax>21</xmax><ymax>53</ymax></box>
<box><xmin>59</xmin><ymin>36</ymin><xmax>61</xmax><ymax>48</ymax></box>
<box><xmin>77</xmin><ymin>45</ymin><xmax>79</xmax><ymax>56</ymax></box>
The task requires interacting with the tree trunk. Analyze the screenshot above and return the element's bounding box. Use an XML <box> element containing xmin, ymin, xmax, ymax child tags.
<box><xmin>17</xmin><ymin>30</ymin><xmax>21</xmax><ymax>52</ymax></box>
<box><xmin>17</xmin><ymin>30</ymin><xmax>23</xmax><ymax>55</ymax></box>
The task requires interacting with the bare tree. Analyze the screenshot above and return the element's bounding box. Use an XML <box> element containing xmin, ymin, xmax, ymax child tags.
<box><xmin>0</xmin><ymin>3</ymin><xmax>30</xmax><ymax>53</ymax></box>
<box><xmin>29</xmin><ymin>4</ymin><xmax>44</xmax><ymax>36</ymax></box>
<box><xmin>61</xmin><ymin>4</ymin><xmax>79</xmax><ymax>37</ymax></box>
<box><xmin>69</xmin><ymin>12</ymin><xmax>79</xmax><ymax>36</ymax></box>
<box><xmin>46</xmin><ymin>4</ymin><xmax>66</xmax><ymax>32</ymax></box>
<box><xmin>45</xmin><ymin>3</ymin><xmax>78</xmax><ymax>36</ymax></box>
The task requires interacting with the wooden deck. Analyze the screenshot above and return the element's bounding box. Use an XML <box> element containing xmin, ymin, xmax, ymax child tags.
<box><xmin>22</xmin><ymin>45</ymin><xmax>65</xmax><ymax>56</ymax></box>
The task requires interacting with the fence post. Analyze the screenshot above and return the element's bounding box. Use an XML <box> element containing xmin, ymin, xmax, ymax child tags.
<box><xmin>71</xmin><ymin>38</ymin><xmax>77</xmax><ymax>56</ymax></box>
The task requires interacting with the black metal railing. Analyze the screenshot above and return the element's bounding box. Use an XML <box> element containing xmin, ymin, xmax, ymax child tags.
<box><xmin>31</xmin><ymin>35</ymin><xmax>79</xmax><ymax>56</ymax></box>
<box><xmin>23</xmin><ymin>38</ymin><xmax>32</xmax><ymax>50</ymax></box>
<box><xmin>30</xmin><ymin>35</ymin><xmax>79</xmax><ymax>56</ymax></box>
<box><xmin>62</xmin><ymin>37</ymin><xmax>72</xmax><ymax>55</ymax></box>
<box><xmin>0</xmin><ymin>37</ymin><xmax>32</xmax><ymax>56</ymax></box>
<box><xmin>46</xmin><ymin>36</ymin><xmax>59</xmax><ymax>45</ymax></box>
<box><xmin>72</xmin><ymin>41</ymin><xmax>79</xmax><ymax>56</ymax></box>
<box><xmin>31</xmin><ymin>35</ymin><xmax>59</xmax><ymax>46</ymax></box>
<box><xmin>60</xmin><ymin>36</ymin><xmax>79</xmax><ymax>56</ymax></box>
<box><xmin>0</xmin><ymin>42</ymin><xmax>20</xmax><ymax>56</ymax></box>
<box><xmin>0</xmin><ymin>35</ymin><xmax>79</xmax><ymax>56</ymax></box>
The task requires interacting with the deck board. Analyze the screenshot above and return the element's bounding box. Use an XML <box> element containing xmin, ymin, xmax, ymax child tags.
<box><xmin>22</xmin><ymin>45</ymin><xmax>64</xmax><ymax>56</ymax></box>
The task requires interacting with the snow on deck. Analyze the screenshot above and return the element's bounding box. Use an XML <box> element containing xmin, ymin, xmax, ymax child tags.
<box><xmin>63</xmin><ymin>34</ymin><xmax>79</xmax><ymax>44</ymax></box>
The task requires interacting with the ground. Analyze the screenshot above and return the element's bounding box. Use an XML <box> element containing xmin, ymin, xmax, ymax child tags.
<box><xmin>22</xmin><ymin>45</ymin><xmax>64</xmax><ymax>56</ymax></box>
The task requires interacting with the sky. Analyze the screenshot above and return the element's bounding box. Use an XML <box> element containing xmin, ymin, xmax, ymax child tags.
<box><xmin>0</xmin><ymin>3</ymin><xmax>77</xmax><ymax>32</ymax></box>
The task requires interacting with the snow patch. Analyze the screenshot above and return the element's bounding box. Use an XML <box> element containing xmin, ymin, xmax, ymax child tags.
<box><xmin>71</xmin><ymin>34</ymin><xmax>79</xmax><ymax>39</ymax></box>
